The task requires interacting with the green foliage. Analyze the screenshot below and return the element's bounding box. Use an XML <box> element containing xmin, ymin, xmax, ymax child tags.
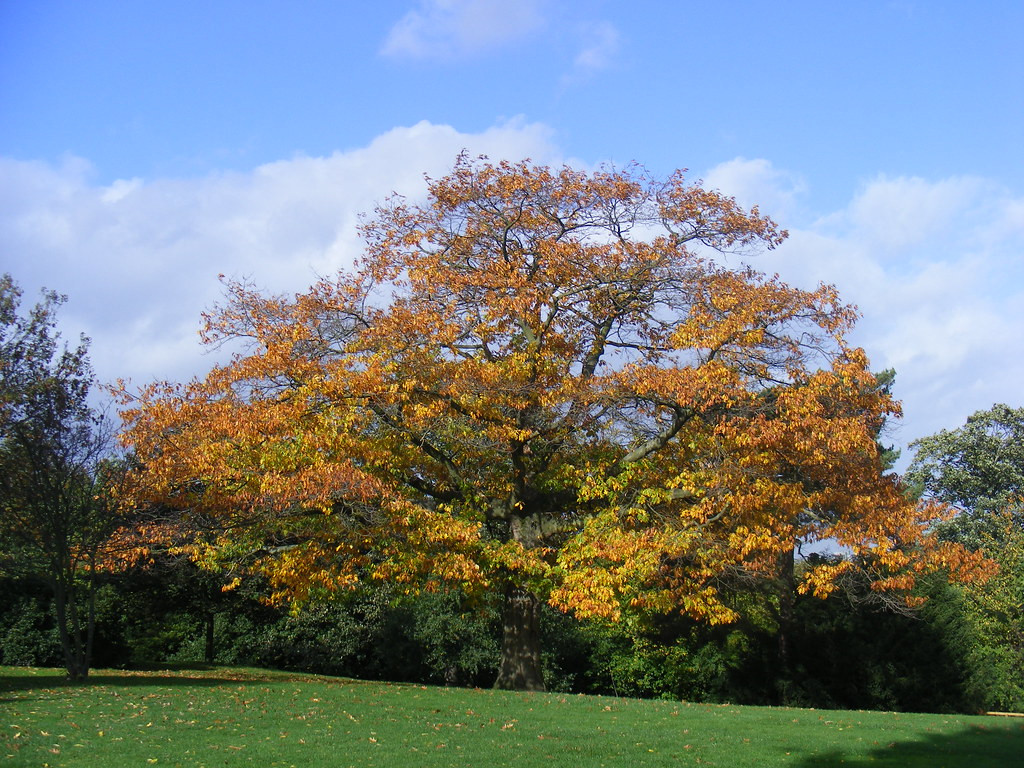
<box><xmin>249</xmin><ymin>589</ymin><xmax>423</xmax><ymax>680</ymax></box>
<box><xmin>0</xmin><ymin>586</ymin><xmax>62</xmax><ymax>667</ymax></box>
<box><xmin>906</xmin><ymin>404</ymin><xmax>1024</xmax><ymax>710</ymax></box>
<box><xmin>959</xmin><ymin>514</ymin><xmax>1024</xmax><ymax>711</ymax></box>
<box><xmin>873</xmin><ymin>368</ymin><xmax>901</xmax><ymax>471</ymax></box>
<box><xmin>3</xmin><ymin>666</ymin><xmax>1021</xmax><ymax>768</ymax></box>
<box><xmin>779</xmin><ymin>577</ymin><xmax>980</xmax><ymax>713</ymax></box>
<box><xmin>408</xmin><ymin>589</ymin><xmax>501</xmax><ymax>686</ymax></box>
<box><xmin>541</xmin><ymin>611</ymin><xmax>754</xmax><ymax>702</ymax></box>
<box><xmin>106</xmin><ymin>559</ymin><xmax>279</xmax><ymax>667</ymax></box>
<box><xmin>536</xmin><ymin>571</ymin><xmax>986</xmax><ymax>713</ymax></box>
<box><xmin>907</xmin><ymin>403</ymin><xmax>1024</xmax><ymax>545</ymax></box>
<box><xmin>248</xmin><ymin>585</ymin><xmax>502</xmax><ymax>687</ymax></box>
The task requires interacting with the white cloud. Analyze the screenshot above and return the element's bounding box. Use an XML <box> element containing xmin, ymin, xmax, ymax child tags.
<box><xmin>568</xmin><ymin>20</ymin><xmax>620</xmax><ymax>79</ymax></box>
<box><xmin>702</xmin><ymin>157</ymin><xmax>807</xmax><ymax>223</ymax></box>
<box><xmin>834</xmin><ymin>174</ymin><xmax>994</xmax><ymax>253</ymax></box>
<box><xmin>0</xmin><ymin>119</ymin><xmax>560</xmax><ymax>389</ymax></box>
<box><xmin>381</xmin><ymin>0</ymin><xmax>544</xmax><ymax>59</ymax></box>
<box><xmin>704</xmin><ymin>158</ymin><xmax>1024</xmax><ymax>456</ymax></box>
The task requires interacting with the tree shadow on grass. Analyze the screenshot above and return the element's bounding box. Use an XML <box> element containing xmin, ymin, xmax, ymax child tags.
<box><xmin>792</xmin><ymin>720</ymin><xmax>1024</xmax><ymax>768</ymax></box>
<box><xmin>0</xmin><ymin>665</ymin><xmax>334</xmax><ymax>700</ymax></box>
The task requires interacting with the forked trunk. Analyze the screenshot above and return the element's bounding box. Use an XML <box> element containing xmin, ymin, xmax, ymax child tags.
<box><xmin>493</xmin><ymin>587</ymin><xmax>545</xmax><ymax>691</ymax></box>
<box><xmin>53</xmin><ymin>575</ymin><xmax>90</xmax><ymax>681</ymax></box>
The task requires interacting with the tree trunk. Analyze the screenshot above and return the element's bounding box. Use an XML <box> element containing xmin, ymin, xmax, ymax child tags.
<box><xmin>84</xmin><ymin>562</ymin><xmax>97</xmax><ymax>678</ymax></box>
<box><xmin>493</xmin><ymin>587</ymin><xmax>545</xmax><ymax>691</ymax></box>
<box><xmin>53</xmin><ymin>573</ymin><xmax>89</xmax><ymax>681</ymax></box>
<box><xmin>775</xmin><ymin>545</ymin><xmax>796</xmax><ymax>701</ymax></box>
<box><xmin>204</xmin><ymin>612</ymin><xmax>216</xmax><ymax>664</ymax></box>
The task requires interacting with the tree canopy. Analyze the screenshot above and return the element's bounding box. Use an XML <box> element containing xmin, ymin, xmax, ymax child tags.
<box><xmin>907</xmin><ymin>403</ymin><xmax>1024</xmax><ymax>543</ymax></box>
<box><xmin>120</xmin><ymin>157</ymin><xmax>989</xmax><ymax>690</ymax></box>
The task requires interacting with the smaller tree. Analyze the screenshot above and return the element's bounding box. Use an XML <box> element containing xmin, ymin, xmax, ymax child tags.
<box><xmin>907</xmin><ymin>404</ymin><xmax>1024</xmax><ymax>546</ymax></box>
<box><xmin>907</xmin><ymin>404</ymin><xmax>1024</xmax><ymax>710</ymax></box>
<box><xmin>0</xmin><ymin>274</ymin><xmax>124</xmax><ymax>680</ymax></box>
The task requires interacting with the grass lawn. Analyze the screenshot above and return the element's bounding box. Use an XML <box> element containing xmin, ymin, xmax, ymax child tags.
<box><xmin>2</xmin><ymin>666</ymin><xmax>1021</xmax><ymax>767</ymax></box>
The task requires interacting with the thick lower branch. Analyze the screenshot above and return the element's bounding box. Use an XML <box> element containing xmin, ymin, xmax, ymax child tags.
<box><xmin>609</xmin><ymin>406</ymin><xmax>693</xmax><ymax>474</ymax></box>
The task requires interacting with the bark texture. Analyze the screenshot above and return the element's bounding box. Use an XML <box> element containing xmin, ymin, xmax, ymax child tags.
<box><xmin>493</xmin><ymin>587</ymin><xmax>545</xmax><ymax>691</ymax></box>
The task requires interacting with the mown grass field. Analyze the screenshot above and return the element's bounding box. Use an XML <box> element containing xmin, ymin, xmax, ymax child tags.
<box><xmin>1</xmin><ymin>666</ymin><xmax>1021</xmax><ymax>767</ymax></box>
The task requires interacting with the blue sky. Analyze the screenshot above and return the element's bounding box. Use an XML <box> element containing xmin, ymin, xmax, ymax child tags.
<box><xmin>2</xmin><ymin>0</ymin><xmax>1022</xmax><ymax>461</ymax></box>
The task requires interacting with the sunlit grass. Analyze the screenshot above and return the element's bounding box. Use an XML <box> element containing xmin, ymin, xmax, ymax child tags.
<box><xmin>2</xmin><ymin>666</ymin><xmax>1021</xmax><ymax>767</ymax></box>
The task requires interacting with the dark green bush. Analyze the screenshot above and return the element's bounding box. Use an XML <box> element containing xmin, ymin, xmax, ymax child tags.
<box><xmin>0</xmin><ymin>590</ymin><xmax>62</xmax><ymax>666</ymax></box>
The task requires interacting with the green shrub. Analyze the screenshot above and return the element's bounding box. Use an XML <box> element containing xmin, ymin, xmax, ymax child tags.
<box><xmin>0</xmin><ymin>594</ymin><xmax>61</xmax><ymax>666</ymax></box>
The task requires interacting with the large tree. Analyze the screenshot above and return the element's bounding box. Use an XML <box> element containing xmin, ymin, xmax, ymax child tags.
<box><xmin>121</xmin><ymin>158</ymin><xmax>986</xmax><ymax>690</ymax></box>
<box><xmin>0</xmin><ymin>274</ymin><xmax>123</xmax><ymax>680</ymax></box>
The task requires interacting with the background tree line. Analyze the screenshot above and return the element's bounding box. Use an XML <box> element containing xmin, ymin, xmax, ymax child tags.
<box><xmin>0</xmin><ymin>544</ymin><xmax>1010</xmax><ymax>714</ymax></box>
